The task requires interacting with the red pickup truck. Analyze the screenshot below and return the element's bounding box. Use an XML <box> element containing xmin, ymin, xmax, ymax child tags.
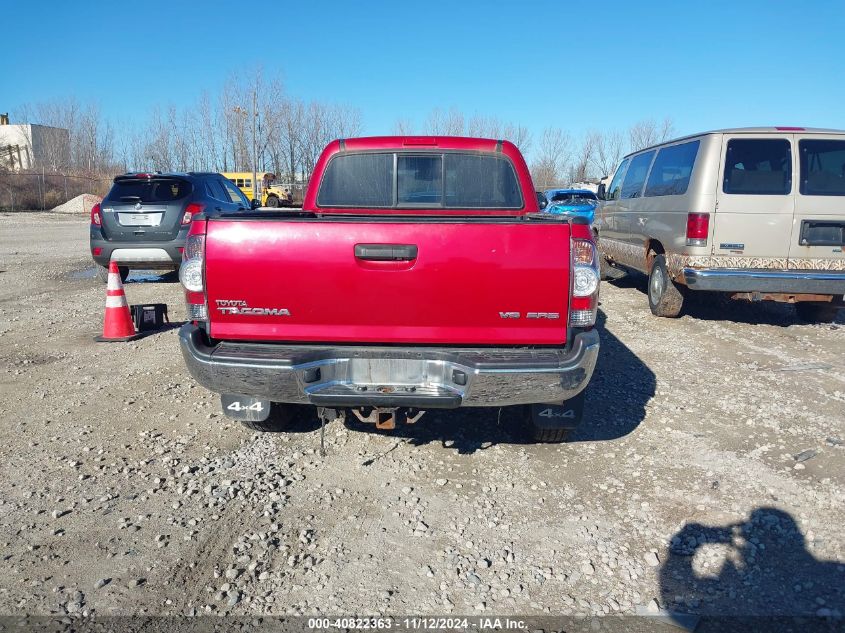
<box><xmin>178</xmin><ymin>136</ymin><xmax>600</xmax><ymax>442</ymax></box>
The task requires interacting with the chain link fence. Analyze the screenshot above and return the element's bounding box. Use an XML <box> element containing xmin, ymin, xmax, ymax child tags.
<box><xmin>0</xmin><ymin>171</ymin><xmax>112</xmax><ymax>212</ymax></box>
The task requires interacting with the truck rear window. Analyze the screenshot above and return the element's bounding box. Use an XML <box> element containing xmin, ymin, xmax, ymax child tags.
<box><xmin>799</xmin><ymin>139</ymin><xmax>845</xmax><ymax>196</ymax></box>
<box><xmin>106</xmin><ymin>178</ymin><xmax>192</xmax><ymax>203</ymax></box>
<box><xmin>317</xmin><ymin>152</ymin><xmax>522</xmax><ymax>209</ymax></box>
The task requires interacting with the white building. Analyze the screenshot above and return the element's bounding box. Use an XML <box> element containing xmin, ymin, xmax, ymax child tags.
<box><xmin>0</xmin><ymin>116</ymin><xmax>70</xmax><ymax>171</ymax></box>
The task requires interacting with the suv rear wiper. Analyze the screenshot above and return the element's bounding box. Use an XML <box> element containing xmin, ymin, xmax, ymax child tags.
<box><xmin>119</xmin><ymin>196</ymin><xmax>142</xmax><ymax>203</ymax></box>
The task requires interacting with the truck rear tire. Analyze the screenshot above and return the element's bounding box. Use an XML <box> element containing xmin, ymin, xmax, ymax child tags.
<box><xmin>239</xmin><ymin>403</ymin><xmax>294</xmax><ymax>432</ymax></box>
<box><xmin>266</xmin><ymin>195</ymin><xmax>280</xmax><ymax>208</ymax></box>
<box><xmin>528</xmin><ymin>392</ymin><xmax>585</xmax><ymax>443</ymax></box>
<box><xmin>532</xmin><ymin>426</ymin><xmax>572</xmax><ymax>443</ymax></box>
<box><xmin>795</xmin><ymin>302</ymin><xmax>840</xmax><ymax>324</ymax></box>
<box><xmin>648</xmin><ymin>254</ymin><xmax>684</xmax><ymax>317</ymax></box>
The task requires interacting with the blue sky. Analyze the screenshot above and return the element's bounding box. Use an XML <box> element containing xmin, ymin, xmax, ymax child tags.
<box><xmin>2</xmin><ymin>0</ymin><xmax>844</xmax><ymax>147</ymax></box>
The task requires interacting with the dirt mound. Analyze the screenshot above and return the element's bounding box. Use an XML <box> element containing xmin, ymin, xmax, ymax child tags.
<box><xmin>51</xmin><ymin>193</ymin><xmax>102</xmax><ymax>215</ymax></box>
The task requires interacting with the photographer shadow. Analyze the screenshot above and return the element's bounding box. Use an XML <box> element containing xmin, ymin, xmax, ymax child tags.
<box><xmin>660</xmin><ymin>507</ymin><xmax>844</xmax><ymax>630</ymax></box>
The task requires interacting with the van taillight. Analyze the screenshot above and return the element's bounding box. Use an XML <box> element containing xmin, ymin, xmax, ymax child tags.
<box><xmin>686</xmin><ymin>213</ymin><xmax>709</xmax><ymax>247</ymax></box>
<box><xmin>90</xmin><ymin>203</ymin><xmax>102</xmax><ymax>226</ymax></box>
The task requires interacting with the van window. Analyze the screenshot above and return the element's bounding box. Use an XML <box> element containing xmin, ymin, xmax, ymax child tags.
<box><xmin>799</xmin><ymin>139</ymin><xmax>845</xmax><ymax>196</ymax></box>
<box><xmin>606</xmin><ymin>158</ymin><xmax>630</xmax><ymax>201</ymax></box>
<box><xmin>644</xmin><ymin>140</ymin><xmax>700</xmax><ymax>197</ymax></box>
<box><xmin>723</xmin><ymin>139</ymin><xmax>791</xmax><ymax>195</ymax></box>
<box><xmin>621</xmin><ymin>151</ymin><xmax>656</xmax><ymax>199</ymax></box>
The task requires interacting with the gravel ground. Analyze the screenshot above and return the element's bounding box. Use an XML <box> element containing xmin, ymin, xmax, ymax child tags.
<box><xmin>0</xmin><ymin>212</ymin><xmax>843</xmax><ymax>625</ymax></box>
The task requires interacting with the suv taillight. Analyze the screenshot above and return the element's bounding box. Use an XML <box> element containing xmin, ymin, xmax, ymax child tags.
<box><xmin>180</xmin><ymin>229</ymin><xmax>207</xmax><ymax>322</ymax></box>
<box><xmin>686</xmin><ymin>213</ymin><xmax>709</xmax><ymax>246</ymax></box>
<box><xmin>90</xmin><ymin>203</ymin><xmax>102</xmax><ymax>226</ymax></box>
<box><xmin>182</xmin><ymin>202</ymin><xmax>204</xmax><ymax>225</ymax></box>
<box><xmin>570</xmin><ymin>238</ymin><xmax>600</xmax><ymax>328</ymax></box>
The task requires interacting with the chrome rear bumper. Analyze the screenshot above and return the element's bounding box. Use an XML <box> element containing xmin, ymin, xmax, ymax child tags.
<box><xmin>178</xmin><ymin>324</ymin><xmax>599</xmax><ymax>408</ymax></box>
<box><xmin>683</xmin><ymin>268</ymin><xmax>845</xmax><ymax>294</ymax></box>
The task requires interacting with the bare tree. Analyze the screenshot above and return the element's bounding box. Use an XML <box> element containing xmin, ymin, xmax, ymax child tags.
<box><xmin>628</xmin><ymin>117</ymin><xmax>675</xmax><ymax>152</ymax></box>
<box><xmin>530</xmin><ymin>127</ymin><xmax>572</xmax><ymax>190</ymax></box>
<box><xmin>590</xmin><ymin>129</ymin><xmax>626</xmax><ymax>178</ymax></box>
<box><xmin>143</xmin><ymin>107</ymin><xmax>173</xmax><ymax>172</ymax></box>
<box><xmin>14</xmin><ymin>99</ymin><xmax>119</xmax><ymax>175</ymax></box>
<box><xmin>277</xmin><ymin>98</ymin><xmax>303</xmax><ymax>183</ymax></box>
<box><xmin>392</xmin><ymin>118</ymin><xmax>414</xmax><ymax>135</ymax></box>
<box><xmin>502</xmin><ymin>123</ymin><xmax>532</xmax><ymax>155</ymax></box>
<box><xmin>572</xmin><ymin>133</ymin><xmax>596</xmax><ymax>182</ymax></box>
<box><xmin>424</xmin><ymin>107</ymin><xmax>464</xmax><ymax>135</ymax></box>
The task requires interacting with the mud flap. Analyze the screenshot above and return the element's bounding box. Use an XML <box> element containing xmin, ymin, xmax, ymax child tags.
<box><xmin>221</xmin><ymin>394</ymin><xmax>271</xmax><ymax>422</ymax></box>
<box><xmin>531</xmin><ymin>391</ymin><xmax>586</xmax><ymax>430</ymax></box>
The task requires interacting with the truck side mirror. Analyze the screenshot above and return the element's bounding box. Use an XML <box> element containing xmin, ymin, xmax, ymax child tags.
<box><xmin>596</xmin><ymin>184</ymin><xmax>606</xmax><ymax>200</ymax></box>
<box><xmin>251</xmin><ymin>198</ymin><xmax>261</xmax><ymax>210</ymax></box>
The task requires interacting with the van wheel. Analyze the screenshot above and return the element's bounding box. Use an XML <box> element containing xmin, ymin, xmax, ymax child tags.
<box><xmin>96</xmin><ymin>264</ymin><xmax>129</xmax><ymax>283</ymax></box>
<box><xmin>239</xmin><ymin>403</ymin><xmax>294</xmax><ymax>432</ymax></box>
<box><xmin>266</xmin><ymin>195</ymin><xmax>280</xmax><ymax>208</ymax></box>
<box><xmin>795</xmin><ymin>302</ymin><xmax>840</xmax><ymax>324</ymax></box>
<box><xmin>648</xmin><ymin>254</ymin><xmax>684</xmax><ymax>317</ymax></box>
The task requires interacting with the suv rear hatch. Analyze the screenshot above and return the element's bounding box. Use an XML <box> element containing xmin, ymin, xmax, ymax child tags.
<box><xmin>204</xmin><ymin>216</ymin><xmax>572</xmax><ymax>346</ymax></box>
<box><xmin>100</xmin><ymin>175</ymin><xmax>192</xmax><ymax>242</ymax></box>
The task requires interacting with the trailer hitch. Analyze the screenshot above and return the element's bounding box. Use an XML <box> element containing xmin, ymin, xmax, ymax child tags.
<box><xmin>350</xmin><ymin>407</ymin><xmax>426</xmax><ymax>430</ymax></box>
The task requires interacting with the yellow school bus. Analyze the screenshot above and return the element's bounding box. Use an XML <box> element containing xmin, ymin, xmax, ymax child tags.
<box><xmin>221</xmin><ymin>172</ymin><xmax>292</xmax><ymax>207</ymax></box>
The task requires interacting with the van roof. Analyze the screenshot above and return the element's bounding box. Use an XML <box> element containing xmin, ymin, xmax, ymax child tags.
<box><xmin>626</xmin><ymin>127</ymin><xmax>845</xmax><ymax>158</ymax></box>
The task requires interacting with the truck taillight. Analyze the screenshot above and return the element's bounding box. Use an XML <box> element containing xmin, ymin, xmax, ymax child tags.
<box><xmin>686</xmin><ymin>213</ymin><xmax>709</xmax><ymax>246</ymax></box>
<box><xmin>182</xmin><ymin>202</ymin><xmax>204</xmax><ymax>225</ymax></box>
<box><xmin>180</xmin><ymin>233</ymin><xmax>207</xmax><ymax>321</ymax></box>
<box><xmin>91</xmin><ymin>203</ymin><xmax>102</xmax><ymax>226</ymax></box>
<box><xmin>571</xmin><ymin>238</ymin><xmax>599</xmax><ymax>328</ymax></box>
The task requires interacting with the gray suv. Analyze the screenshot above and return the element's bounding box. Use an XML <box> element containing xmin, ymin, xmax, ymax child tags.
<box><xmin>90</xmin><ymin>172</ymin><xmax>254</xmax><ymax>282</ymax></box>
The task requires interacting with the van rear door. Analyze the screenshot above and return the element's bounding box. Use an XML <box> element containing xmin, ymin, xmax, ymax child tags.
<box><xmin>789</xmin><ymin>134</ymin><xmax>845</xmax><ymax>267</ymax></box>
<box><xmin>713</xmin><ymin>133</ymin><xmax>795</xmax><ymax>266</ymax></box>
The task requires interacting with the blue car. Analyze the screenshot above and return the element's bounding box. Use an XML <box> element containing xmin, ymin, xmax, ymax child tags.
<box><xmin>542</xmin><ymin>188</ymin><xmax>598</xmax><ymax>223</ymax></box>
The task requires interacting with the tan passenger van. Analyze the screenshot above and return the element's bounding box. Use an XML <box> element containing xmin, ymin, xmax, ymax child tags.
<box><xmin>595</xmin><ymin>127</ymin><xmax>845</xmax><ymax>322</ymax></box>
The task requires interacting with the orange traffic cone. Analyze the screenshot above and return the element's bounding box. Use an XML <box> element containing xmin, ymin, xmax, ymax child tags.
<box><xmin>95</xmin><ymin>261</ymin><xmax>141</xmax><ymax>342</ymax></box>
